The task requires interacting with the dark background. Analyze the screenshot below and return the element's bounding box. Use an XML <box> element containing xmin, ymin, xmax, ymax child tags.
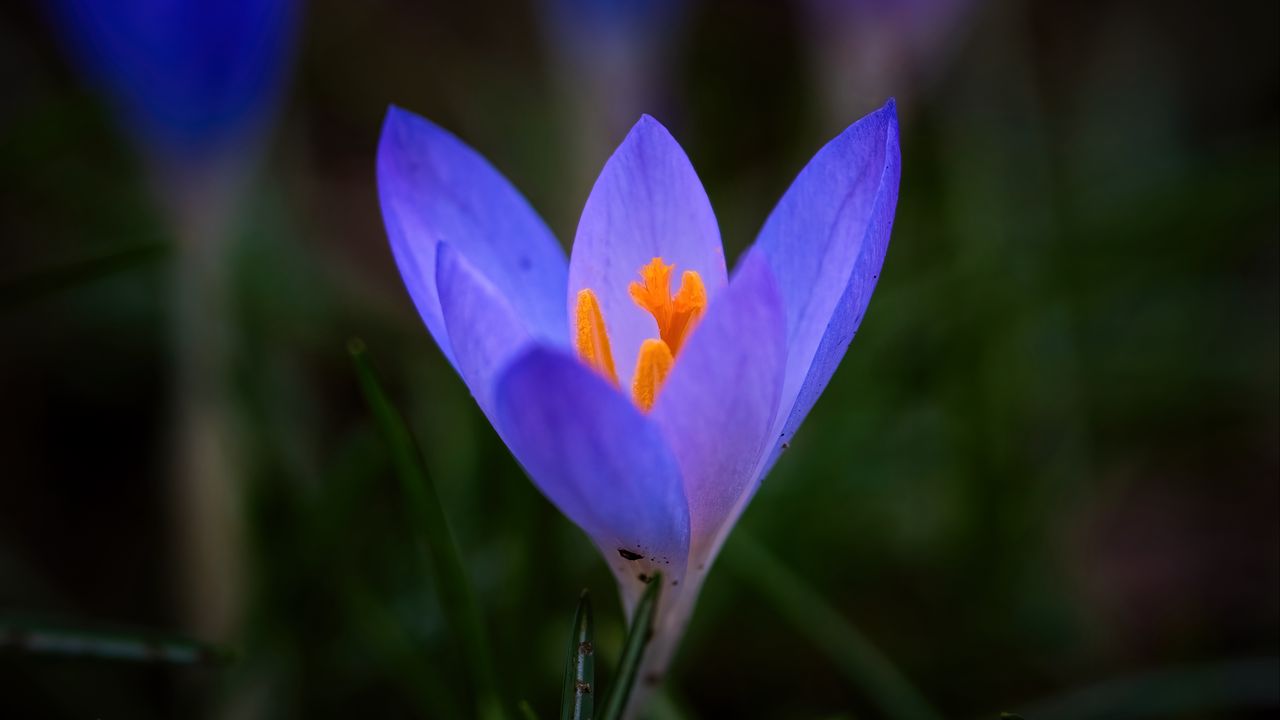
<box><xmin>0</xmin><ymin>0</ymin><xmax>1277</xmax><ymax>718</ymax></box>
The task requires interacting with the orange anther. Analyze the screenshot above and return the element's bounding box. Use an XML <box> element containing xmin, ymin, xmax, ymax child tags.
<box><xmin>574</xmin><ymin>288</ymin><xmax>619</xmax><ymax>386</ymax></box>
<box><xmin>631</xmin><ymin>338</ymin><xmax>674</xmax><ymax>412</ymax></box>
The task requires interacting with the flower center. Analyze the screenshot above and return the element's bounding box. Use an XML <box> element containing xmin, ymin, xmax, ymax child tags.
<box><xmin>574</xmin><ymin>257</ymin><xmax>707</xmax><ymax>411</ymax></box>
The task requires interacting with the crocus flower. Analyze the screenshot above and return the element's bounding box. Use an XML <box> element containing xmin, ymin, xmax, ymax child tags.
<box><xmin>46</xmin><ymin>0</ymin><xmax>299</xmax><ymax>639</ymax></box>
<box><xmin>377</xmin><ymin>99</ymin><xmax>900</xmax><ymax>706</ymax></box>
<box><xmin>48</xmin><ymin>0</ymin><xmax>299</xmax><ymax>208</ymax></box>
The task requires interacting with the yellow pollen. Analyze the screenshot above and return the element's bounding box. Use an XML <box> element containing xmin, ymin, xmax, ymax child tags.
<box><xmin>631</xmin><ymin>338</ymin><xmax>674</xmax><ymax>412</ymax></box>
<box><xmin>573</xmin><ymin>257</ymin><xmax>707</xmax><ymax>411</ymax></box>
<box><xmin>574</xmin><ymin>288</ymin><xmax>619</xmax><ymax>385</ymax></box>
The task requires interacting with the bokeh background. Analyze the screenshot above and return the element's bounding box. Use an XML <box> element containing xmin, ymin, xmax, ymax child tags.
<box><xmin>1</xmin><ymin>0</ymin><xmax>1277</xmax><ymax>718</ymax></box>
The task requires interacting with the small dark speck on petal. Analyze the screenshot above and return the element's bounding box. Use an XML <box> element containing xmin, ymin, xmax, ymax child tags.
<box><xmin>644</xmin><ymin>673</ymin><xmax>662</xmax><ymax>687</ymax></box>
<box><xmin>517</xmin><ymin>255</ymin><xmax>532</xmax><ymax>271</ymax></box>
<box><xmin>618</xmin><ymin>548</ymin><xmax>644</xmax><ymax>561</ymax></box>
<box><xmin>638</xmin><ymin>573</ymin><xmax>651</xmax><ymax>583</ymax></box>
<box><xmin>576</xmin><ymin>681</ymin><xmax>592</xmax><ymax>694</ymax></box>
<box><xmin>781</xmin><ymin>441</ymin><xmax>791</xmax><ymax>451</ymax></box>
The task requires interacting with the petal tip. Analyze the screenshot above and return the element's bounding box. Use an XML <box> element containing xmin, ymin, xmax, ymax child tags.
<box><xmin>624</xmin><ymin>112</ymin><xmax>676</xmax><ymax>146</ymax></box>
<box><xmin>380</xmin><ymin>103</ymin><xmax>413</xmax><ymax>135</ymax></box>
<box><xmin>377</xmin><ymin>105</ymin><xmax>422</xmax><ymax>170</ymax></box>
<box><xmin>827</xmin><ymin>98</ymin><xmax>901</xmax><ymax>167</ymax></box>
<box><xmin>880</xmin><ymin>97</ymin><xmax>900</xmax><ymax>134</ymax></box>
<box><xmin>737</xmin><ymin>245</ymin><xmax>781</xmax><ymax>294</ymax></box>
<box><xmin>378</xmin><ymin>105</ymin><xmax>460</xmax><ymax>158</ymax></box>
<box><xmin>864</xmin><ymin>98</ymin><xmax>899</xmax><ymax>134</ymax></box>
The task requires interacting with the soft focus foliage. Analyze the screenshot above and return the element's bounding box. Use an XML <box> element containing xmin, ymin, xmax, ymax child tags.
<box><xmin>0</xmin><ymin>1</ymin><xmax>1276</xmax><ymax>718</ymax></box>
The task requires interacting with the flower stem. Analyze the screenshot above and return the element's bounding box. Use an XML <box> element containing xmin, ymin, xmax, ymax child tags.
<box><xmin>171</xmin><ymin>204</ymin><xmax>243</xmax><ymax>643</ymax></box>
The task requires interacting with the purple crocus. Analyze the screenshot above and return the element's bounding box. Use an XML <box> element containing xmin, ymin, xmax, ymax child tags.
<box><xmin>48</xmin><ymin>0</ymin><xmax>298</xmax><ymax>207</ymax></box>
<box><xmin>46</xmin><ymin>0</ymin><xmax>299</xmax><ymax>639</ymax></box>
<box><xmin>377</xmin><ymin>99</ymin><xmax>900</xmax><ymax>703</ymax></box>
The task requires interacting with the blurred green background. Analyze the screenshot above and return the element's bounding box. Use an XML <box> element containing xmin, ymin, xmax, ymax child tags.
<box><xmin>1</xmin><ymin>0</ymin><xmax>1277</xmax><ymax>718</ymax></box>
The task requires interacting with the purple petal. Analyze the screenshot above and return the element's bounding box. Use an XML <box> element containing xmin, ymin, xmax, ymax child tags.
<box><xmin>494</xmin><ymin>346</ymin><xmax>690</xmax><ymax>599</ymax></box>
<box><xmin>436</xmin><ymin>243</ymin><xmax>532</xmax><ymax>418</ymax></box>
<box><xmin>755</xmin><ymin>99</ymin><xmax>901</xmax><ymax>470</ymax></box>
<box><xmin>650</xmin><ymin>249</ymin><xmax>786</xmax><ymax>556</ymax></box>
<box><xmin>568</xmin><ymin>115</ymin><xmax>727</xmax><ymax>385</ymax></box>
<box><xmin>378</xmin><ymin>106</ymin><xmax>569</xmax><ymax>371</ymax></box>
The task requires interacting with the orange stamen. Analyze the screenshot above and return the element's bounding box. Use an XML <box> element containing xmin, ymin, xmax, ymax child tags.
<box><xmin>574</xmin><ymin>288</ymin><xmax>619</xmax><ymax>385</ymax></box>
<box><xmin>628</xmin><ymin>258</ymin><xmax>707</xmax><ymax>357</ymax></box>
<box><xmin>575</xmin><ymin>257</ymin><xmax>706</xmax><ymax>411</ymax></box>
<box><xmin>631</xmin><ymin>338</ymin><xmax>674</xmax><ymax>412</ymax></box>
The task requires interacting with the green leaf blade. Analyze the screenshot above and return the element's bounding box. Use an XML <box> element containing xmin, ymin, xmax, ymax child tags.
<box><xmin>561</xmin><ymin>590</ymin><xmax>596</xmax><ymax>720</ymax></box>
<box><xmin>599</xmin><ymin>574</ymin><xmax>663</xmax><ymax>720</ymax></box>
<box><xmin>348</xmin><ymin>339</ymin><xmax>504</xmax><ymax>720</ymax></box>
<box><xmin>0</xmin><ymin>616</ymin><xmax>228</xmax><ymax>665</ymax></box>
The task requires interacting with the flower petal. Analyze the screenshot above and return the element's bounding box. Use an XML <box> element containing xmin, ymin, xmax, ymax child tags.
<box><xmin>494</xmin><ymin>346</ymin><xmax>690</xmax><ymax>603</ymax></box>
<box><xmin>378</xmin><ymin>106</ymin><xmax>569</xmax><ymax>370</ymax></box>
<box><xmin>650</xmin><ymin>248</ymin><xmax>785</xmax><ymax>557</ymax></box>
<box><xmin>568</xmin><ymin>115</ymin><xmax>727</xmax><ymax>385</ymax></box>
<box><xmin>436</xmin><ymin>243</ymin><xmax>531</xmax><ymax>418</ymax></box>
<box><xmin>755</xmin><ymin>99</ymin><xmax>901</xmax><ymax>470</ymax></box>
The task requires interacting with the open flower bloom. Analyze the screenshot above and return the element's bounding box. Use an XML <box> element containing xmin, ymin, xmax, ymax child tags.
<box><xmin>378</xmin><ymin>100</ymin><xmax>900</xmax><ymax>699</ymax></box>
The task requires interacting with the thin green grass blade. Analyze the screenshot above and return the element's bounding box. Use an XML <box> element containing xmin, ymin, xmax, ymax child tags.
<box><xmin>723</xmin><ymin>534</ymin><xmax>943</xmax><ymax>720</ymax></box>
<box><xmin>598</xmin><ymin>573</ymin><xmax>663</xmax><ymax>720</ymax></box>
<box><xmin>0</xmin><ymin>242</ymin><xmax>167</xmax><ymax>311</ymax></box>
<box><xmin>0</xmin><ymin>615</ymin><xmax>228</xmax><ymax>664</ymax></box>
<box><xmin>561</xmin><ymin>589</ymin><xmax>596</xmax><ymax>720</ymax></box>
<box><xmin>349</xmin><ymin>338</ymin><xmax>504</xmax><ymax>720</ymax></box>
